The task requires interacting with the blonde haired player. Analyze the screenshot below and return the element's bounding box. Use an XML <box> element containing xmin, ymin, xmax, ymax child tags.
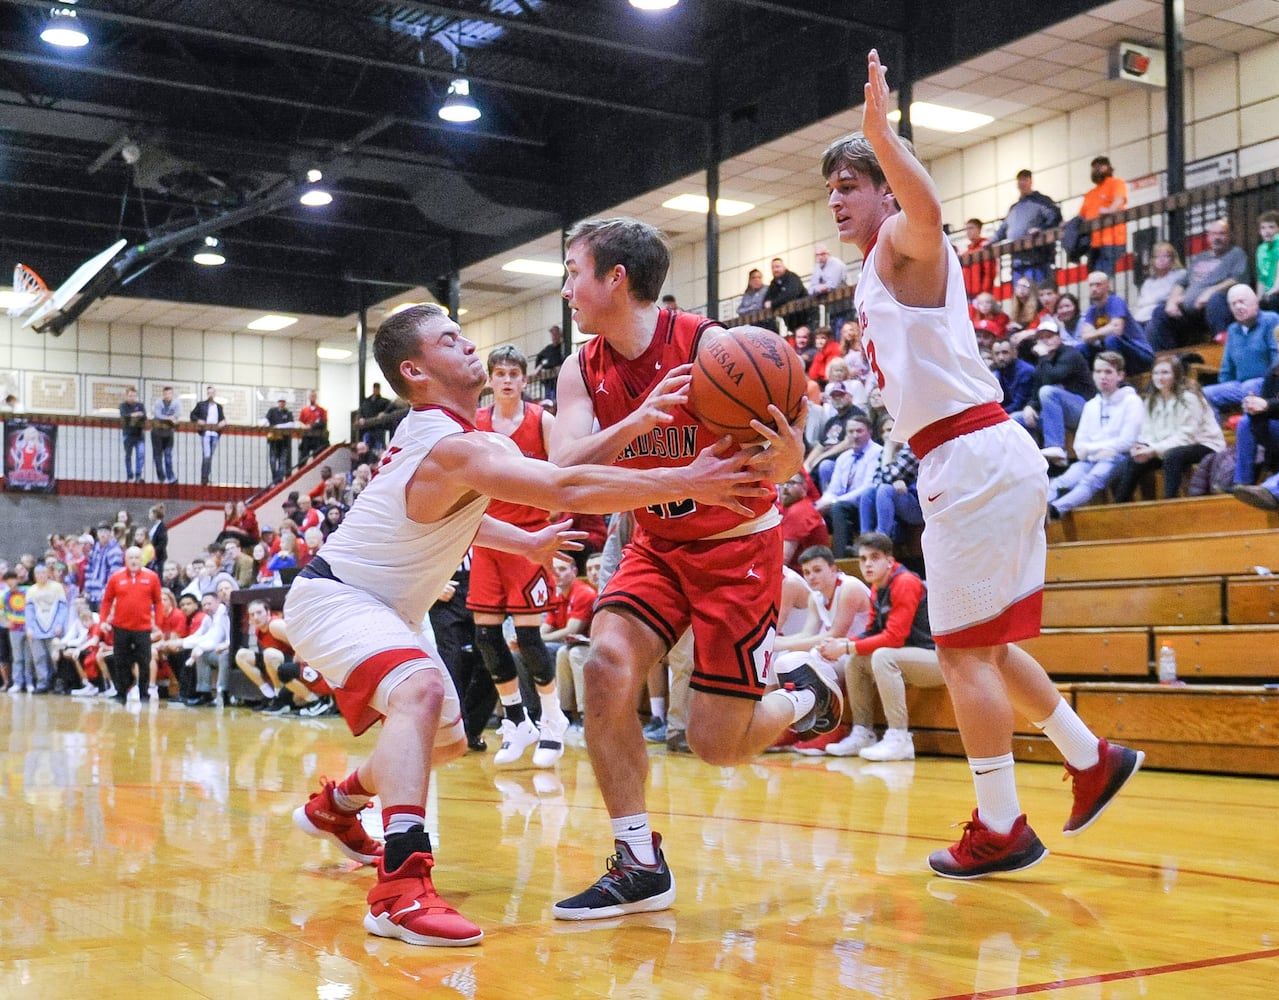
<box><xmin>284</xmin><ymin>304</ymin><xmax>766</xmax><ymax>945</ymax></box>
<box><xmin>821</xmin><ymin>50</ymin><xmax>1143</xmax><ymax>878</ymax></box>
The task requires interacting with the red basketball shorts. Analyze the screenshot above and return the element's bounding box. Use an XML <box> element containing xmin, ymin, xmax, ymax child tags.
<box><xmin>598</xmin><ymin>527</ymin><xmax>782</xmax><ymax>700</ymax></box>
<box><xmin>466</xmin><ymin>546</ymin><xmax>552</xmax><ymax>615</ymax></box>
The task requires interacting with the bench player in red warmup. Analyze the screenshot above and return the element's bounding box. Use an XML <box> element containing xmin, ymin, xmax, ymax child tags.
<box><xmin>284</xmin><ymin>303</ymin><xmax>766</xmax><ymax>946</ymax></box>
<box><xmin>823</xmin><ymin>51</ymin><xmax>1143</xmax><ymax>878</ymax></box>
<box><xmin>548</xmin><ymin>218</ymin><xmax>837</xmax><ymax>920</ymax></box>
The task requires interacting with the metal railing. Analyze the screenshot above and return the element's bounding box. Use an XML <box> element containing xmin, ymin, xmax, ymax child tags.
<box><xmin>716</xmin><ymin>166</ymin><xmax>1279</xmax><ymax>330</ymax></box>
<box><xmin>1</xmin><ymin>414</ymin><xmax>317</xmax><ymax>493</ymax></box>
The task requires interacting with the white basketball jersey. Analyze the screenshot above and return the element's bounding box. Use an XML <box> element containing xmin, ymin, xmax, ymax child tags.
<box><xmin>855</xmin><ymin>233</ymin><xmax>1001</xmax><ymax>442</ymax></box>
<box><xmin>319</xmin><ymin>406</ymin><xmax>489</xmax><ymax>626</ymax></box>
<box><xmin>780</xmin><ymin>566</ymin><xmax>811</xmax><ymax>636</ymax></box>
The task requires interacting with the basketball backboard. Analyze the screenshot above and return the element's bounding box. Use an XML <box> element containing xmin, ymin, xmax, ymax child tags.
<box><xmin>23</xmin><ymin>239</ymin><xmax>127</xmax><ymax>330</ymax></box>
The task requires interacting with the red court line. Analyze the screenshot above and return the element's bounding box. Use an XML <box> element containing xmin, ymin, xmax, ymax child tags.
<box><xmin>927</xmin><ymin>946</ymin><xmax>1279</xmax><ymax>999</ymax></box>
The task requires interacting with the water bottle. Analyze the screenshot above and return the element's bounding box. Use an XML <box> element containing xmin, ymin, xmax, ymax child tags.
<box><xmin>1157</xmin><ymin>643</ymin><xmax>1177</xmax><ymax>685</ymax></box>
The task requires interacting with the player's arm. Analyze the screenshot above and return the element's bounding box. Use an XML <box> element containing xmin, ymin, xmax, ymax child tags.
<box><xmin>861</xmin><ymin>49</ymin><xmax>946</xmax><ymax>265</ymax></box>
<box><xmin>433</xmin><ymin>428</ymin><xmax>766</xmax><ymax>519</ymax></box>
<box><xmin>548</xmin><ymin>352</ymin><xmax>695</xmax><ymax>467</ymax></box>
<box><xmin>474</xmin><ymin>516</ymin><xmax>586</xmax><ymax>574</ymax></box>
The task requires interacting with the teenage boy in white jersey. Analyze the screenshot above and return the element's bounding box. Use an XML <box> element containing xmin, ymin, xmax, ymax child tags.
<box><xmin>284</xmin><ymin>304</ymin><xmax>767</xmax><ymax>946</ymax></box>
<box><xmin>821</xmin><ymin>50</ymin><xmax>1143</xmax><ymax>878</ymax></box>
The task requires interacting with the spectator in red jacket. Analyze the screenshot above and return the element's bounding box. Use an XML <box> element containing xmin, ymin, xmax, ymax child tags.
<box><xmin>100</xmin><ymin>546</ymin><xmax>162</xmax><ymax>702</ymax></box>
<box><xmin>961</xmin><ymin>218</ymin><xmax>997</xmax><ymax>300</ymax></box>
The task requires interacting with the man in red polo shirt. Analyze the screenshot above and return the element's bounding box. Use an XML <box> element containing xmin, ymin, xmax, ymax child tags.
<box><xmin>101</xmin><ymin>545</ymin><xmax>163</xmax><ymax>703</ymax></box>
<box><xmin>779</xmin><ymin>471</ymin><xmax>830</xmax><ymax>571</ymax></box>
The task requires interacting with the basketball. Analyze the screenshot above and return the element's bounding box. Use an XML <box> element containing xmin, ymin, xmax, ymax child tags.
<box><xmin>687</xmin><ymin>326</ymin><xmax>807</xmax><ymax>442</ymax></box>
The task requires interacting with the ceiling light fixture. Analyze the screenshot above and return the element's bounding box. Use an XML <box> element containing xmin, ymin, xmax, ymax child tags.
<box><xmin>299</xmin><ymin>189</ymin><xmax>333</xmax><ymax>207</ymax></box>
<box><xmin>661</xmin><ymin>194</ymin><xmax>754</xmax><ymax>217</ymax></box>
<box><xmin>306</xmin><ymin>168</ymin><xmax>324</xmax><ymax>183</ymax></box>
<box><xmin>192</xmin><ymin>236</ymin><xmax>226</xmax><ymax>266</ymax></box>
<box><xmin>630</xmin><ymin>0</ymin><xmax>679</xmax><ymax>10</ymax></box>
<box><xmin>502</xmin><ymin>259</ymin><xmax>564</xmax><ymax>277</ymax></box>
<box><xmin>439</xmin><ymin>78</ymin><xmax>481</xmax><ymax>123</ymax></box>
<box><xmin>888</xmin><ymin>101</ymin><xmax>994</xmax><ymax>134</ymax></box>
<box><xmin>41</xmin><ymin>4</ymin><xmax>89</xmax><ymax>48</ymax></box>
<box><xmin>316</xmin><ymin>346</ymin><xmax>353</xmax><ymax>360</ymax></box>
<box><xmin>247</xmin><ymin>314</ymin><xmax>298</xmax><ymax>331</ymax></box>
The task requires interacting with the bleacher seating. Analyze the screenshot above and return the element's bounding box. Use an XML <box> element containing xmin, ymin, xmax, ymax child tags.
<box><xmin>857</xmin><ymin>491</ymin><xmax>1279</xmax><ymax>777</ymax></box>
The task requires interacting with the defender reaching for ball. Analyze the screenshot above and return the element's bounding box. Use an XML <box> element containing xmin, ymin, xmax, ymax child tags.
<box><xmin>824</xmin><ymin>50</ymin><xmax>1142</xmax><ymax>879</ymax></box>
<box><xmin>549</xmin><ymin>217</ymin><xmax>832</xmax><ymax>921</ymax></box>
<box><xmin>284</xmin><ymin>303</ymin><xmax>766</xmax><ymax>947</ymax></box>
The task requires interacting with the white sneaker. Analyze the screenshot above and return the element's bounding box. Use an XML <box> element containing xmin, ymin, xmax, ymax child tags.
<box><xmin>531</xmin><ymin>714</ymin><xmax>569</xmax><ymax>768</ymax></box>
<box><xmin>101</xmin><ymin>685</ymin><xmax>118</xmax><ymax>698</ymax></box>
<box><xmin>127</xmin><ymin>686</ymin><xmax>140</xmax><ymax>702</ymax></box>
<box><xmin>824</xmin><ymin>725</ymin><xmax>877</xmax><ymax>757</ymax></box>
<box><xmin>71</xmin><ymin>683</ymin><xmax>98</xmax><ymax>697</ymax></box>
<box><xmin>148</xmin><ymin>685</ymin><xmax>159</xmax><ymax>700</ymax></box>
<box><xmin>493</xmin><ymin>718</ymin><xmax>540</xmax><ymax>766</ymax></box>
<box><xmin>859</xmin><ymin>728</ymin><xmax>915</xmax><ymax>761</ymax></box>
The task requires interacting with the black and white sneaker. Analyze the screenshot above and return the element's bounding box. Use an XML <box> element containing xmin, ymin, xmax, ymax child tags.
<box><xmin>265</xmin><ymin>694</ymin><xmax>296</xmax><ymax>716</ymax></box>
<box><xmin>298</xmin><ymin>696</ymin><xmax>334</xmax><ymax>717</ymax></box>
<box><xmin>775</xmin><ymin>660</ymin><xmax>844</xmax><ymax>738</ymax></box>
<box><xmin>552</xmin><ymin>833</ymin><xmax>675</xmax><ymax>920</ymax></box>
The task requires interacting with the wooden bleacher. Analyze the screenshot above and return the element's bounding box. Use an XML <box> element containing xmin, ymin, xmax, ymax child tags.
<box><xmin>874</xmin><ymin>492</ymin><xmax>1279</xmax><ymax>777</ymax></box>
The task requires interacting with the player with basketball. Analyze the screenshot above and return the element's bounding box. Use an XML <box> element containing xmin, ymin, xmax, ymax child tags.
<box><xmin>284</xmin><ymin>303</ymin><xmax>767</xmax><ymax>946</ymax></box>
<box><xmin>548</xmin><ymin>217</ymin><xmax>840</xmax><ymax>920</ymax></box>
<box><xmin>823</xmin><ymin>50</ymin><xmax>1143</xmax><ymax>878</ymax></box>
<box><xmin>468</xmin><ymin>345</ymin><xmax>572</xmax><ymax>769</ymax></box>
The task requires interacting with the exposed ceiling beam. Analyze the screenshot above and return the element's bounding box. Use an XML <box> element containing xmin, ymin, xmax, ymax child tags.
<box><xmin>0</xmin><ymin>49</ymin><xmax>550</xmax><ymax>147</ymax></box>
<box><xmin>718</xmin><ymin>0</ymin><xmax>902</xmax><ymax>32</ymax></box>
<box><xmin>1</xmin><ymin>0</ymin><xmax>704</xmax><ymax>122</ymax></box>
<box><xmin>390</xmin><ymin>0</ymin><xmax>705</xmax><ymax>66</ymax></box>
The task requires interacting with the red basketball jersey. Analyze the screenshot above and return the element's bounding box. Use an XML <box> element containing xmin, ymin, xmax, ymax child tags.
<box><xmin>577</xmin><ymin>309</ymin><xmax>777</xmax><ymax>542</ymax></box>
<box><xmin>475</xmin><ymin>401</ymin><xmax>551</xmax><ymax>529</ymax></box>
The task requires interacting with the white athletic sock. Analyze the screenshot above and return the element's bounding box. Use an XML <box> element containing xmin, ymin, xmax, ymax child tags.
<box><xmin>539</xmin><ymin>689</ymin><xmax>566</xmax><ymax>725</ymax></box>
<box><xmin>969</xmin><ymin>753</ymin><xmax>1020</xmax><ymax>834</ymax></box>
<box><xmin>258</xmin><ymin>682</ymin><xmax>275</xmax><ymax>698</ymax></box>
<box><xmin>1034</xmin><ymin>698</ymin><xmax>1100</xmax><ymax>771</ymax></box>
<box><xmin>649</xmin><ymin>697</ymin><xmax>666</xmax><ymax>722</ymax></box>
<box><xmin>611</xmin><ymin>813</ymin><xmax>657</xmax><ymax>866</ymax></box>
<box><xmin>777</xmin><ymin>687</ymin><xmax>817</xmax><ymax>725</ymax></box>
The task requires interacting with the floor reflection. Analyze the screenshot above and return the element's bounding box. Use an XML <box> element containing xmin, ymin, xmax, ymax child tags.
<box><xmin>0</xmin><ymin>696</ymin><xmax>1275</xmax><ymax>998</ymax></box>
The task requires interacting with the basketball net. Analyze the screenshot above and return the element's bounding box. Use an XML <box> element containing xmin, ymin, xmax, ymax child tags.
<box><xmin>8</xmin><ymin>263</ymin><xmax>50</xmax><ymax>317</ymax></box>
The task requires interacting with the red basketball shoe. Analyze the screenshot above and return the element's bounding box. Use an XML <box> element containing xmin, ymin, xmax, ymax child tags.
<box><xmin>1062</xmin><ymin>738</ymin><xmax>1145</xmax><ymax>836</ymax></box>
<box><xmin>293</xmin><ymin>778</ymin><xmax>384</xmax><ymax>865</ymax></box>
<box><xmin>364</xmin><ymin>851</ymin><xmax>483</xmax><ymax>946</ymax></box>
<box><xmin>927</xmin><ymin>811</ymin><xmax>1048</xmax><ymax>879</ymax></box>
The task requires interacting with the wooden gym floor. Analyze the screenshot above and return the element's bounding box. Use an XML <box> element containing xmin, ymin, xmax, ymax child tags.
<box><xmin>1</xmin><ymin>694</ymin><xmax>1276</xmax><ymax>999</ymax></box>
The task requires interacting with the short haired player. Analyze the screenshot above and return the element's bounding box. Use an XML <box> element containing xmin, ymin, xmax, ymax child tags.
<box><xmin>548</xmin><ymin>217</ymin><xmax>837</xmax><ymax>921</ymax></box>
<box><xmin>468</xmin><ymin>344</ymin><xmax>572</xmax><ymax>768</ymax></box>
<box><xmin>284</xmin><ymin>304</ymin><xmax>765</xmax><ymax>946</ymax></box>
<box><xmin>822</xmin><ymin>50</ymin><xmax>1143</xmax><ymax>878</ymax></box>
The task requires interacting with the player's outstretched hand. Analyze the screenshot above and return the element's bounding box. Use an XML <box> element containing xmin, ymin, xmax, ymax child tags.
<box><xmin>744</xmin><ymin>404</ymin><xmax>807</xmax><ymax>484</ymax></box>
<box><xmin>632</xmin><ymin>363</ymin><xmax>694</xmax><ymax>433</ymax></box>
<box><xmin>525</xmin><ymin>519</ymin><xmax>588</xmax><ymax>573</ymax></box>
<box><xmin>683</xmin><ymin>436</ymin><xmax>771</xmax><ymax>517</ymax></box>
<box><xmin>863</xmin><ymin>49</ymin><xmax>893</xmax><ymax>140</ymax></box>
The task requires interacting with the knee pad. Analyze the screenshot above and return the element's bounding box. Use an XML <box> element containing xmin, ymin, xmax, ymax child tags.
<box><xmin>474</xmin><ymin>624</ymin><xmax>519</xmax><ymax>684</ymax></box>
<box><xmin>514</xmin><ymin>626</ymin><xmax>555</xmax><ymax>687</ymax></box>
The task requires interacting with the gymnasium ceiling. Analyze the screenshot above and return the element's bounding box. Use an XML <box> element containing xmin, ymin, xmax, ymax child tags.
<box><xmin>1</xmin><ymin>0</ymin><xmax>1278</xmax><ymax>345</ymax></box>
